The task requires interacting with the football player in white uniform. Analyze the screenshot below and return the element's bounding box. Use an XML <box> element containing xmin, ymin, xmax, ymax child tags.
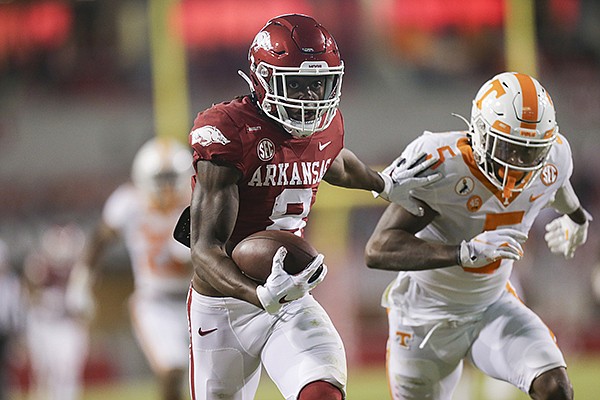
<box><xmin>66</xmin><ymin>137</ymin><xmax>193</xmax><ymax>400</ymax></box>
<box><xmin>23</xmin><ymin>224</ymin><xmax>89</xmax><ymax>400</ymax></box>
<box><xmin>365</xmin><ymin>72</ymin><xmax>590</xmax><ymax>400</ymax></box>
<box><xmin>0</xmin><ymin>239</ymin><xmax>24</xmax><ymax>400</ymax></box>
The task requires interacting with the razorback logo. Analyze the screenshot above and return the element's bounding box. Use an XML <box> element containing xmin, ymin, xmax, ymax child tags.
<box><xmin>191</xmin><ymin>126</ymin><xmax>231</xmax><ymax>147</ymax></box>
<box><xmin>250</xmin><ymin>31</ymin><xmax>272</xmax><ymax>52</ymax></box>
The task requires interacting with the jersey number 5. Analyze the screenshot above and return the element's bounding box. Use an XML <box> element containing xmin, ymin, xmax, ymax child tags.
<box><xmin>462</xmin><ymin>211</ymin><xmax>525</xmax><ymax>274</ymax></box>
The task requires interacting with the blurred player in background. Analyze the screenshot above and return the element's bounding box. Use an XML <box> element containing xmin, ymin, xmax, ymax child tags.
<box><xmin>0</xmin><ymin>239</ymin><xmax>25</xmax><ymax>400</ymax></box>
<box><xmin>366</xmin><ymin>72</ymin><xmax>591</xmax><ymax>400</ymax></box>
<box><xmin>23</xmin><ymin>223</ymin><xmax>89</xmax><ymax>400</ymax></box>
<box><xmin>178</xmin><ymin>13</ymin><xmax>440</xmax><ymax>400</ymax></box>
<box><xmin>67</xmin><ymin>137</ymin><xmax>194</xmax><ymax>400</ymax></box>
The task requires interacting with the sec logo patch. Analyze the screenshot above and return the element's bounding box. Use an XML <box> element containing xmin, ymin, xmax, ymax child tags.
<box><xmin>540</xmin><ymin>164</ymin><xmax>558</xmax><ymax>186</ymax></box>
<box><xmin>257</xmin><ymin>138</ymin><xmax>275</xmax><ymax>161</ymax></box>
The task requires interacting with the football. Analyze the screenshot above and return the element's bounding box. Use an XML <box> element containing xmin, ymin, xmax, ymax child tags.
<box><xmin>232</xmin><ymin>230</ymin><xmax>320</xmax><ymax>284</ymax></box>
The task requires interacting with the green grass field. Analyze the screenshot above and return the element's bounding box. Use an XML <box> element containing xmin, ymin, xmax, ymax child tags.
<box><xmin>252</xmin><ymin>357</ymin><xmax>600</xmax><ymax>400</ymax></box>
<box><xmin>13</xmin><ymin>355</ymin><xmax>599</xmax><ymax>400</ymax></box>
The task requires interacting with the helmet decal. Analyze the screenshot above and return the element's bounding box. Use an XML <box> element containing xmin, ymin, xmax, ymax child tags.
<box><xmin>514</xmin><ymin>73</ymin><xmax>539</xmax><ymax>128</ymax></box>
<box><xmin>251</xmin><ymin>31</ymin><xmax>273</xmax><ymax>53</ymax></box>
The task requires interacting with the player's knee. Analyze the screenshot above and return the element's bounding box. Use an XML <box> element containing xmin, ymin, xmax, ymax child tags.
<box><xmin>298</xmin><ymin>380</ymin><xmax>343</xmax><ymax>400</ymax></box>
<box><xmin>529</xmin><ymin>367</ymin><xmax>573</xmax><ymax>400</ymax></box>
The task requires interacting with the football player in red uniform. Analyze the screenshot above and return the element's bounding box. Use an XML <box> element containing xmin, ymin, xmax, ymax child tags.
<box><xmin>23</xmin><ymin>224</ymin><xmax>89</xmax><ymax>400</ymax></box>
<box><xmin>183</xmin><ymin>13</ymin><xmax>440</xmax><ymax>400</ymax></box>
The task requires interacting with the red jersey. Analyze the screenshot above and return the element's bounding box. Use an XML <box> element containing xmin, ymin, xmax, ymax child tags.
<box><xmin>189</xmin><ymin>95</ymin><xmax>344</xmax><ymax>246</ymax></box>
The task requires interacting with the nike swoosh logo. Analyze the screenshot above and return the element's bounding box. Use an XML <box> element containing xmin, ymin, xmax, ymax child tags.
<box><xmin>278</xmin><ymin>296</ymin><xmax>292</xmax><ymax>304</ymax></box>
<box><xmin>318</xmin><ymin>141</ymin><xmax>332</xmax><ymax>151</ymax></box>
<box><xmin>529</xmin><ymin>193</ymin><xmax>543</xmax><ymax>202</ymax></box>
<box><xmin>198</xmin><ymin>327</ymin><xmax>218</xmax><ymax>336</ymax></box>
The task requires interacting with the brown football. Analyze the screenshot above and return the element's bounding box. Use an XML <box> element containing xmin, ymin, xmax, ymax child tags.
<box><xmin>232</xmin><ymin>230</ymin><xmax>319</xmax><ymax>284</ymax></box>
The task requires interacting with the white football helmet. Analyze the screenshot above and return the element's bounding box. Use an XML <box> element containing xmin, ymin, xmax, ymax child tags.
<box><xmin>470</xmin><ymin>72</ymin><xmax>557</xmax><ymax>201</ymax></box>
<box><xmin>40</xmin><ymin>223</ymin><xmax>86</xmax><ymax>266</ymax></box>
<box><xmin>245</xmin><ymin>14</ymin><xmax>344</xmax><ymax>137</ymax></box>
<box><xmin>131</xmin><ymin>137</ymin><xmax>193</xmax><ymax>208</ymax></box>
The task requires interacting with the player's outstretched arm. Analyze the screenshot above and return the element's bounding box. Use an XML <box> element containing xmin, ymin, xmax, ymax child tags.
<box><xmin>256</xmin><ymin>247</ymin><xmax>327</xmax><ymax>314</ymax></box>
<box><xmin>323</xmin><ymin>149</ymin><xmax>441</xmax><ymax>216</ymax></box>
<box><xmin>323</xmin><ymin>148</ymin><xmax>385</xmax><ymax>191</ymax></box>
<box><xmin>366</xmin><ymin>202</ymin><xmax>458</xmax><ymax>271</ymax></box>
<box><xmin>366</xmin><ymin>202</ymin><xmax>527</xmax><ymax>271</ymax></box>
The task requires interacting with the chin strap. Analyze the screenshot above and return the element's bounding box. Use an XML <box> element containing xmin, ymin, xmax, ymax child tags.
<box><xmin>503</xmin><ymin>174</ymin><xmax>517</xmax><ymax>204</ymax></box>
<box><xmin>237</xmin><ymin>70</ymin><xmax>255</xmax><ymax>94</ymax></box>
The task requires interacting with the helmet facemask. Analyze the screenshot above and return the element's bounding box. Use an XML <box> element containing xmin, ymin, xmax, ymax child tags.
<box><xmin>252</xmin><ymin>60</ymin><xmax>343</xmax><ymax>137</ymax></box>
<box><xmin>472</xmin><ymin>116</ymin><xmax>556</xmax><ymax>201</ymax></box>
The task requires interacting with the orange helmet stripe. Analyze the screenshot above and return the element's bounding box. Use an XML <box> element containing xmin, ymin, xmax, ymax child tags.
<box><xmin>515</xmin><ymin>73</ymin><xmax>538</xmax><ymax>130</ymax></box>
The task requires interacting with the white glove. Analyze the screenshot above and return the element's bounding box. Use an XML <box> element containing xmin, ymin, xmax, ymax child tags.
<box><xmin>65</xmin><ymin>264</ymin><xmax>96</xmax><ymax>320</ymax></box>
<box><xmin>458</xmin><ymin>228</ymin><xmax>528</xmax><ymax>268</ymax></box>
<box><xmin>256</xmin><ymin>247</ymin><xmax>327</xmax><ymax>314</ymax></box>
<box><xmin>544</xmin><ymin>214</ymin><xmax>590</xmax><ymax>259</ymax></box>
<box><xmin>376</xmin><ymin>152</ymin><xmax>442</xmax><ymax>216</ymax></box>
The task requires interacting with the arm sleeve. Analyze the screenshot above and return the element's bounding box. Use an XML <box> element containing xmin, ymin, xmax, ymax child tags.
<box><xmin>550</xmin><ymin>180</ymin><xmax>581</xmax><ymax>215</ymax></box>
<box><xmin>548</xmin><ymin>133</ymin><xmax>578</xmax><ymax>214</ymax></box>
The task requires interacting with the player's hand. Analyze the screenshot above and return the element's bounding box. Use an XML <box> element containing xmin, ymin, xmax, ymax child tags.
<box><xmin>376</xmin><ymin>152</ymin><xmax>442</xmax><ymax>216</ymax></box>
<box><xmin>256</xmin><ymin>247</ymin><xmax>326</xmax><ymax>314</ymax></box>
<box><xmin>544</xmin><ymin>214</ymin><xmax>590</xmax><ymax>259</ymax></box>
<box><xmin>458</xmin><ymin>228</ymin><xmax>528</xmax><ymax>268</ymax></box>
<box><xmin>65</xmin><ymin>264</ymin><xmax>96</xmax><ymax>320</ymax></box>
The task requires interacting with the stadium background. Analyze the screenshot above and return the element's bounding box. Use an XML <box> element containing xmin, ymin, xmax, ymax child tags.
<box><xmin>1</xmin><ymin>0</ymin><xmax>599</xmax><ymax>398</ymax></box>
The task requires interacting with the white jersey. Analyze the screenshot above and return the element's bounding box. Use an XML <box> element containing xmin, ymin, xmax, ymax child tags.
<box><xmin>384</xmin><ymin>130</ymin><xmax>573</xmax><ymax>320</ymax></box>
<box><xmin>103</xmin><ymin>184</ymin><xmax>191</xmax><ymax>296</ymax></box>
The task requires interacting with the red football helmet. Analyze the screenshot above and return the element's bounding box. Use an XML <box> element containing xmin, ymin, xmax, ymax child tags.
<box><xmin>244</xmin><ymin>14</ymin><xmax>344</xmax><ymax>137</ymax></box>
